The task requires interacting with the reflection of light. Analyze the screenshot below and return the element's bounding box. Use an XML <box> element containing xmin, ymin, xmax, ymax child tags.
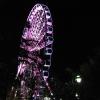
<box><xmin>75</xmin><ymin>93</ymin><xmax>80</xmax><ymax>99</ymax></box>
<box><xmin>44</xmin><ymin>97</ymin><xmax>51</xmax><ymax>100</ymax></box>
<box><xmin>75</xmin><ymin>75</ymin><xmax>82</xmax><ymax>83</ymax></box>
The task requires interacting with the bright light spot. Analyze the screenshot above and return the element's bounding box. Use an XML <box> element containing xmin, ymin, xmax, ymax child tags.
<box><xmin>75</xmin><ymin>93</ymin><xmax>78</xmax><ymax>97</ymax></box>
<box><xmin>60</xmin><ymin>98</ymin><xmax>62</xmax><ymax>100</ymax></box>
<box><xmin>75</xmin><ymin>93</ymin><xmax>80</xmax><ymax>99</ymax></box>
<box><xmin>75</xmin><ymin>77</ymin><xmax>82</xmax><ymax>83</ymax></box>
<box><xmin>51</xmin><ymin>92</ymin><xmax>53</xmax><ymax>96</ymax></box>
<box><xmin>75</xmin><ymin>75</ymin><xmax>82</xmax><ymax>83</ymax></box>
<box><xmin>76</xmin><ymin>75</ymin><xmax>80</xmax><ymax>78</ymax></box>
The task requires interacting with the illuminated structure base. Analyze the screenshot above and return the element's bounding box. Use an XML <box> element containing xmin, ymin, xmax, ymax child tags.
<box><xmin>6</xmin><ymin>53</ymin><xmax>52</xmax><ymax>99</ymax></box>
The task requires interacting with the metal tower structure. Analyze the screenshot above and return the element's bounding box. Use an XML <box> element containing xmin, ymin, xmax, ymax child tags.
<box><xmin>6</xmin><ymin>3</ymin><xmax>54</xmax><ymax>100</ymax></box>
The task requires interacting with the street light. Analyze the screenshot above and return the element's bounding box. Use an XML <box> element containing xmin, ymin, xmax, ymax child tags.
<box><xmin>75</xmin><ymin>75</ymin><xmax>82</xmax><ymax>83</ymax></box>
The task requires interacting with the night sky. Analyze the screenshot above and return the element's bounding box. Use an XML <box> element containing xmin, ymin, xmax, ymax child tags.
<box><xmin>0</xmin><ymin>0</ymin><xmax>100</xmax><ymax>100</ymax></box>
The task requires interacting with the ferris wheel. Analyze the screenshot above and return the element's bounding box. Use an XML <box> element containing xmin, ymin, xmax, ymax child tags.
<box><xmin>6</xmin><ymin>3</ymin><xmax>54</xmax><ymax>100</ymax></box>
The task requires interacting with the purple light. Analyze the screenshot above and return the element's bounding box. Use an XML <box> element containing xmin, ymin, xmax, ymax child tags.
<box><xmin>20</xmin><ymin>4</ymin><xmax>53</xmax><ymax>52</ymax></box>
<box><xmin>6</xmin><ymin>3</ymin><xmax>54</xmax><ymax>100</ymax></box>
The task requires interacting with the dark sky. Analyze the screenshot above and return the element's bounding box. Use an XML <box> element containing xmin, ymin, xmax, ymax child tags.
<box><xmin>0</xmin><ymin>0</ymin><xmax>100</xmax><ymax>100</ymax></box>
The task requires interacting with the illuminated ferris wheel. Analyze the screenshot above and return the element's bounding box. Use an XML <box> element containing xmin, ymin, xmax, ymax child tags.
<box><xmin>6</xmin><ymin>3</ymin><xmax>54</xmax><ymax>100</ymax></box>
